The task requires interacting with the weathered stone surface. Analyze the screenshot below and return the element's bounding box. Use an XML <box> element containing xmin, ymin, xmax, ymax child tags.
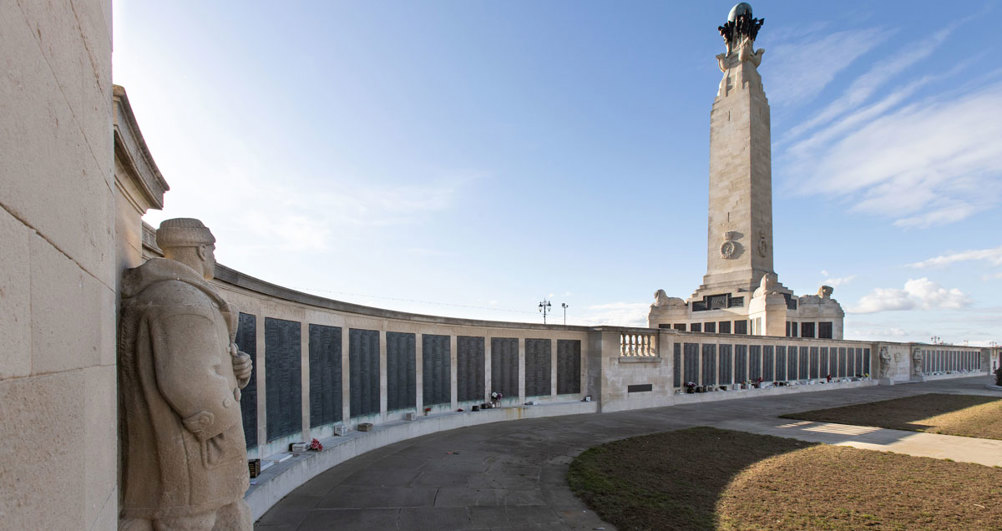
<box><xmin>30</xmin><ymin>232</ymin><xmax>110</xmax><ymax>375</ymax></box>
<box><xmin>0</xmin><ymin>0</ymin><xmax>115</xmax><ymax>289</ymax></box>
<box><xmin>0</xmin><ymin>370</ymin><xmax>86</xmax><ymax>529</ymax></box>
<box><xmin>0</xmin><ymin>207</ymin><xmax>31</xmax><ymax>379</ymax></box>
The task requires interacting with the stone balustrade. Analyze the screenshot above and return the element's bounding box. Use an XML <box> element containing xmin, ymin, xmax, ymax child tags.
<box><xmin>620</xmin><ymin>331</ymin><xmax>658</xmax><ymax>357</ymax></box>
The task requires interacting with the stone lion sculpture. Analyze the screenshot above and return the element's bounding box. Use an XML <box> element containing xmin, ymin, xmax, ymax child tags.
<box><xmin>119</xmin><ymin>218</ymin><xmax>253</xmax><ymax>530</ymax></box>
<box><xmin>653</xmin><ymin>289</ymin><xmax>671</xmax><ymax>307</ymax></box>
<box><xmin>651</xmin><ymin>289</ymin><xmax>686</xmax><ymax>310</ymax></box>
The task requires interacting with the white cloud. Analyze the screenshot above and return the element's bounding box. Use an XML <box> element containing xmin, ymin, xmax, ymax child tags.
<box><xmin>850</xmin><ymin>278</ymin><xmax>971</xmax><ymax>314</ymax></box>
<box><xmin>579</xmin><ymin>302</ymin><xmax>649</xmax><ymax>327</ymax></box>
<box><xmin>821</xmin><ymin>274</ymin><xmax>856</xmax><ymax>288</ymax></box>
<box><xmin>851</xmin><ymin>326</ymin><xmax>909</xmax><ymax>340</ymax></box>
<box><xmin>764</xmin><ymin>28</ymin><xmax>887</xmax><ymax>107</ymax></box>
<box><xmin>909</xmin><ymin>246</ymin><xmax>1002</xmax><ymax>268</ymax></box>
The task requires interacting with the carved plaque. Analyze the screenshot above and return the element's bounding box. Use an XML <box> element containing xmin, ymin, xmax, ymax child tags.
<box><xmin>491</xmin><ymin>338</ymin><xmax>519</xmax><ymax>397</ymax></box>
<box><xmin>673</xmin><ymin>343</ymin><xmax>682</xmax><ymax>388</ymax></box>
<box><xmin>684</xmin><ymin>343</ymin><xmax>700</xmax><ymax>384</ymax></box>
<box><xmin>718</xmin><ymin>344</ymin><xmax>733</xmax><ymax>384</ymax></box>
<box><xmin>735</xmin><ymin>344</ymin><xmax>748</xmax><ymax>382</ymax></box>
<box><xmin>422</xmin><ymin>334</ymin><xmax>451</xmax><ymax>406</ymax></box>
<box><xmin>799</xmin><ymin>347</ymin><xmax>809</xmax><ymax>380</ymax></box>
<box><xmin>349</xmin><ymin>329</ymin><xmax>380</xmax><ymax>417</ymax></box>
<box><xmin>235</xmin><ymin>313</ymin><xmax>258</xmax><ymax>448</ymax></box>
<box><xmin>789</xmin><ymin>346</ymin><xmax>799</xmax><ymax>380</ymax></box>
<box><xmin>775</xmin><ymin>346</ymin><xmax>787</xmax><ymax>381</ymax></box>
<box><xmin>702</xmin><ymin>344</ymin><xmax>717</xmax><ymax>386</ymax></box>
<box><xmin>763</xmin><ymin>345</ymin><xmax>774</xmax><ymax>381</ymax></box>
<box><xmin>309</xmin><ymin>324</ymin><xmax>342</xmax><ymax>427</ymax></box>
<box><xmin>386</xmin><ymin>332</ymin><xmax>416</xmax><ymax>411</ymax></box>
<box><xmin>556</xmin><ymin>339</ymin><xmax>581</xmax><ymax>395</ymax></box>
<box><xmin>457</xmin><ymin>336</ymin><xmax>485</xmax><ymax>402</ymax></box>
<box><xmin>809</xmin><ymin>344</ymin><xmax>817</xmax><ymax>378</ymax></box>
<box><xmin>525</xmin><ymin>339</ymin><xmax>551</xmax><ymax>397</ymax></box>
<box><xmin>749</xmin><ymin>345</ymin><xmax>761</xmax><ymax>381</ymax></box>
<box><xmin>265</xmin><ymin>317</ymin><xmax>302</xmax><ymax>442</ymax></box>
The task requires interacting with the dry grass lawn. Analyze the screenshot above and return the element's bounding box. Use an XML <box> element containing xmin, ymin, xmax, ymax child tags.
<box><xmin>568</xmin><ymin>427</ymin><xmax>1002</xmax><ymax>530</ymax></box>
<box><xmin>780</xmin><ymin>393</ymin><xmax>1002</xmax><ymax>440</ymax></box>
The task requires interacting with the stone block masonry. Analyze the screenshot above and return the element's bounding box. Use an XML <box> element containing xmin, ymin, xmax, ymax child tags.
<box><xmin>0</xmin><ymin>1</ymin><xmax>117</xmax><ymax>528</ymax></box>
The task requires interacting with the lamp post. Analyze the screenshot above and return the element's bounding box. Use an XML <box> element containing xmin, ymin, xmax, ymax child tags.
<box><xmin>538</xmin><ymin>300</ymin><xmax>552</xmax><ymax>324</ymax></box>
<box><xmin>561</xmin><ymin>302</ymin><xmax>568</xmax><ymax>325</ymax></box>
<box><xmin>931</xmin><ymin>336</ymin><xmax>941</xmax><ymax>345</ymax></box>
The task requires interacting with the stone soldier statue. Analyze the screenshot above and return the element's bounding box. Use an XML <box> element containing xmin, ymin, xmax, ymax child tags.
<box><xmin>912</xmin><ymin>348</ymin><xmax>924</xmax><ymax>377</ymax></box>
<box><xmin>119</xmin><ymin>218</ymin><xmax>253</xmax><ymax>530</ymax></box>
<box><xmin>878</xmin><ymin>346</ymin><xmax>892</xmax><ymax>379</ymax></box>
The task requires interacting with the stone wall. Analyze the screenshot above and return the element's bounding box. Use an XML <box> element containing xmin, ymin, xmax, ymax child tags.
<box><xmin>211</xmin><ymin>265</ymin><xmax>594</xmax><ymax>460</ymax></box>
<box><xmin>199</xmin><ymin>263</ymin><xmax>991</xmax><ymax>465</ymax></box>
<box><xmin>0</xmin><ymin>0</ymin><xmax>117</xmax><ymax>528</ymax></box>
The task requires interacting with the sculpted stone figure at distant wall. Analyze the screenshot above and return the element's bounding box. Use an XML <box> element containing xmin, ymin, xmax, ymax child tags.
<box><xmin>878</xmin><ymin>346</ymin><xmax>892</xmax><ymax>379</ymax></box>
<box><xmin>119</xmin><ymin>218</ymin><xmax>253</xmax><ymax>530</ymax></box>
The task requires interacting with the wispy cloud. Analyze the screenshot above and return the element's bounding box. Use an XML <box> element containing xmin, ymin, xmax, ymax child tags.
<box><xmin>579</xmin><ymin>302</ymin><xmax>649</xmax><ymax>327</ymax></box>
<box><xmin>781</xmin><ymin>23</ymin><xmax>957</xmax><ymax>141</ymax></box>
<box><xmin>782</xmin><ymin>81</ymin><xmax>1002</xmax><ymax>227</ymax></box>
<box><xmin>909</xmin><ymin>246</ymin><xmax>1002</xmax><ymax>268</ymax></box>
<box><xmin>777</xmin><ymin>17</ymin><xmax>1002</xmax><ymax>229</ymax></box>
<box><xmin>850</xmin><ymin>277</ymin><xmax>971</xmax><ymax>314</ymax></box>
<box><xmin>764</xmin><ymin>27</ymin><xmax>887</xmax><ymax>107</ymax></box>
<box><xmin>147</xmin><ymin>148</ymin><xmax>476</xmax><ymax>255</ymax></box>
<box><xmin>820</xmin><ymin>270</ymin><xmax>856</xmax><ymax>287</ymax></box>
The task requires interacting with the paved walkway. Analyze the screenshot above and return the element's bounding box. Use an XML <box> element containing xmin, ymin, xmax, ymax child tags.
<box><xmin>256</xmin><ymin>376</ymin><xmax>1001</xmax><ymax>530</ymax></box>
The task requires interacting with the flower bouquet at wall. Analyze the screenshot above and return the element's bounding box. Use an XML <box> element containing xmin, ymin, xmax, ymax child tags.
<box><xmin>309</xmin><ymin>438</ymin><xmax>323</xmax><ymax>452</ymax></box>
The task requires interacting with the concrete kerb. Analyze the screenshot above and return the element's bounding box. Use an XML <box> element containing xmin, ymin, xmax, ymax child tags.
<box><xmin>245</xmin><ymin>400</ymin><xmax>598</xmax><ymax>520</ymax></box>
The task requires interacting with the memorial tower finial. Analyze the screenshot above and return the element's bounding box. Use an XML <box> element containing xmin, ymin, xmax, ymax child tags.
<box><xmin>716</xmin><ymin>3</ymin><xmax>765</xmax><ymax>72</ymax></box>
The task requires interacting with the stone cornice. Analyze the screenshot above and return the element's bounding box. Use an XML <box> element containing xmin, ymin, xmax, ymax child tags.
<box><xmin>213</xmin><ymin>263</ymin><xmax>594</xmax><ymax>331</ymax></box>
<box><xmin>113</xmin><ymin>85</ymin><xmax>168</xmax><ymax>211</ymax></box>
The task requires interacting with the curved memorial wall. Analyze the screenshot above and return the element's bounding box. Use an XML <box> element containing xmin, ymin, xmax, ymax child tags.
<box><xmin>162</xmin><ymin>255</ymin><xmax>988</xmax><ymax>519</ymax></box>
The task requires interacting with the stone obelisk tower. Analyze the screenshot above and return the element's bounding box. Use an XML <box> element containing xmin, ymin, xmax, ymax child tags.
<box><xmin>649</xmin><ymin>3</ymin><xmax>843</xmax><ymax>338</ymax></box>
<box><xmin>698</xmin><ymin>2</ymin><xmax>778</xmax><ymax>296</ymax></box>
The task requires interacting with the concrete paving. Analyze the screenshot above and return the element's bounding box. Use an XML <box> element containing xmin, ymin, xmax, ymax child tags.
<box><xmin>256</xmin><ymin>376</ymin><xmax>1001</xmax><ymax>530</ymax></box>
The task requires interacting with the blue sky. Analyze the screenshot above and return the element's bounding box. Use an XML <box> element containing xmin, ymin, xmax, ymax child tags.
<box><xmin>114</xmin><ymin>1</ymin><xmax>1002</xmax><ymax>345</ymax></box>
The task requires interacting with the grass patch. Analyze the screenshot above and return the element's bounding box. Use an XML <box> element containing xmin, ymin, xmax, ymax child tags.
<box><xmin>717</xmin><ymin>445</ymin><xmax>1002</xmax><ymax>530</ymax></box>
<box><xmin>568</xmin><ymin>427</ymin><xmax>815</xmax><ymax>530</ymax></box>
<box><xmin>569</xmin><ymin>427</ymin><xmax>1002</xmax><ymax>530</ymax></box>
<box><xmin>781</xmin><ymin>393</ymin><xmax>1002</xmax><ymax>440</ymax></box>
